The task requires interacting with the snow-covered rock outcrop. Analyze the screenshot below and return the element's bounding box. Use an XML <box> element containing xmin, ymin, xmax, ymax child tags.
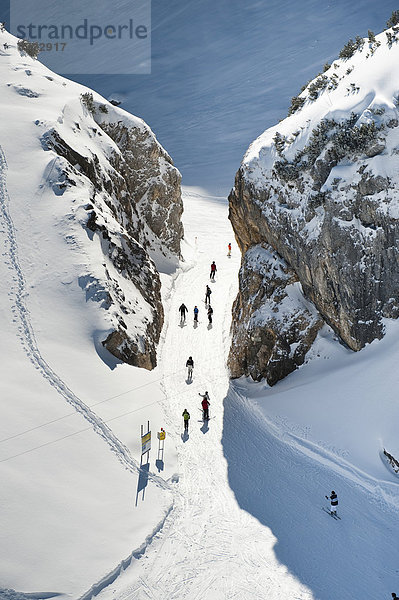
<box><xmin>228</xmin><ymin>245</ymin><xmax>323</xmax><ymax>385</ymax></box>
<box><xmin>0</xmin><ymin>29</ymin><xmax>183</xmax><ymax>369</ymax></box>
<box><xmin>229</xmin><ymin>24</ymin><xmax>399</xmax><ymax>383</ymax></box>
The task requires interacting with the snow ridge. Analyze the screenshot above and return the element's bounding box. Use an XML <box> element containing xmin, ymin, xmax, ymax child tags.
<box><xmin>0</xmin><ymin>144</ymin><xmax>170</xmax><ymax>492</ymax></box>
<box><xmin>78</xmin><ymin>503</ymin><xmax>174</xmax><ymax>600</ymax></box>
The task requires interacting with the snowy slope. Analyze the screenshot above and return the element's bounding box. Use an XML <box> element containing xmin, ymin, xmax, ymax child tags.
<box><xmin>2</xmin><ymin>87</ymin><xmax>399</xmax><ymax>600</ymax></box>
<box><xmin>243</xmin><ymin>27</ymin><xmax>399</xmax><ymax>179</ymax></box>
<box><xmin>95</xmin><ymin>190</ymin><xmax>315</xmax><ymax>600</ymax></box>
<box><xmin>2</xmin><ymin>7</ymin><xmax>399</xmax><ymax>600</ymax></box>
<box><xmin>95</xmin><ymin>191</ymin><xmax>399</xmax><ymax>600</ymax></box>
<box><xmin>0</xmin><ymin>29</ymin><xmax>180</xmax><ymax>598</ymax></box>
<box><xmin>0</xmin><ymin>29</ymin><xmax>183</xmax><ymax>371</ymax></box>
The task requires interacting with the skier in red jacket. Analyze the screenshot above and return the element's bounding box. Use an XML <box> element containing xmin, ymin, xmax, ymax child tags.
<box><xmin>199</xmin><ymin>391</ymin><xmax>210</xmax><ymax>420</ymax></box>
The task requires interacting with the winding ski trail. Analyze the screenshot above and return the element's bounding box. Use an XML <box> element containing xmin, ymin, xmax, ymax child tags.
<box><xmin>0</xmin><ymin>145</ymin><xmax>169</xmax><ymax>491</ymax></box>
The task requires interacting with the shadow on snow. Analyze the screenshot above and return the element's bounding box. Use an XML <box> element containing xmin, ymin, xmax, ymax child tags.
<box><xmin>222</xmin><ymin>383</ymin><xmax>399</xmax><ymax>600</ymax></box>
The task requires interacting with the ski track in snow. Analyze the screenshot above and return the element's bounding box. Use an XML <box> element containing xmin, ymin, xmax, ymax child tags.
<box><xmin>94</xmin><ymin>189</ymin><xmax>399</xmax><ymax>600</ymax></box>
<box><xmin>0</xmin><ymin>145</ymin><xmax>170</xmax><ymax>492</ymax></box>
<box><xmin>94</xmin><ymin>192</ymin><xmax>314</xmax><ymax>600</ymax></box>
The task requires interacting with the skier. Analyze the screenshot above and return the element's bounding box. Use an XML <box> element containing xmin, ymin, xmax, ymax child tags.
<box><xmin>325</xmin><ymin>490</ymin><xmax>338</xmax><ymax>516</ymax></box>
<box><xmin>210</xmin><ymin>261</ymin><xmax>217</xmax><ymax>280</ymax></box>
<box><xmin>193</xmin><ymin>305</ymin><xmax>199</xmax><ymax>323</ymax></box>
<box><xmin>182</xmin><ymin>408</ymin><xmax>190</xmax><ymax>432</ymax></box>
<box><xmin>186</xmin><ymin>356</ymin><xmax>194</xmax><ymax>380</ymax></box>
<box><xmin>179</xmin><ymin>303</ymin><xmax>188</xmax><ymax>322</ymax></box>
<box><xmin>227</xmin><ymin>242</ymin><xmax>232</xmax><ymax>257</ymax></box>
<box><xmin>199</xmin><ymin>391</ymin><xmax>210</xmax><ymax>420</ymax></box>
<box><xmin>207</xmin><ymin>305</ymin><xmax>213</xmax><ymax>324</ymax></box>
<box><xmin>205</xmin><ymin>285</ymin><xmax>212</xmax><ymax>305</ymax></box>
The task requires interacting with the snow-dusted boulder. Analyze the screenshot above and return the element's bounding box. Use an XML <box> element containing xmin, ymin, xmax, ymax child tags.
<box><xmin>0</xmin><ymin>29</ymin><xmax>183</xmax><ymax>369</ymax></box>
<box><xmin>229</xmin><ymin>25</ymin><xmax>399</xmax><ymax>382</ymax></box>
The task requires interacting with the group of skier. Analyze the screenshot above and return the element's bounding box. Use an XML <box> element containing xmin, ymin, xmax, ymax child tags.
<box><xmin>179</xmin><ymin>260</ymin><xmax>219</xmax><ymax>325</ymax></box>
<box><xmin>179</xmin><ymin>281</ymin><xmax>215</xmax><ymax>326</ymax></box>
<box><xmin>178</xmin><ymin>241</ymin><xmax>399</xmax><ymax>597</ymax></box>
<box><xmin>180</xmin><ymin>257</ymin><xmax>226</xmax><ymax>432</ymax></box>
<box><xmin>182</xmin><ymin>391</ymin><xmax>210</xmax><ymax>432</ymax></box>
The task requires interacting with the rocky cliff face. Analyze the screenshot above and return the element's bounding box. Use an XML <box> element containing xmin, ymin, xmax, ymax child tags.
<box><xmin>42</xmin><ymin>97</ymin><xmax>183</xmax><ymax>369</ymax></box>
<box><xmin>229</xmin><ymin>26</ymin><xmax>399</xmax><ymax>383</ymax></box>
<box><xmin>29</xmin><ymin>90</ymin><xmax>182</xmax><ymax>371</ymax></box>
<box><xmin>0</xmin><ymin>28</ymin><xmax>184</xmax><ymax>371</ymax></box>
<box><xmin>228</xmin><ymin>245</ymin><xmax>323</xmax><ymax>385</ymax></box>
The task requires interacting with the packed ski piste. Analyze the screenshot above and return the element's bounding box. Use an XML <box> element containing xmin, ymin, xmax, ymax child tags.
<box><xmin>93</xmin><ymin>187</ymin><xmax>399</xmax><ymax>600</ymax></box>
<box><xmin>2</xmin><ymin>16</ymin><xmax>399</xmax><ymax>599</ymax></box>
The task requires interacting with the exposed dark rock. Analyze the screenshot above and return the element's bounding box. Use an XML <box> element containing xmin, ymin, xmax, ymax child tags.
<box><xmin>41</xmin><ymin>102</ymin><xmax>183</xmax><ymax>370</ymax></box>
<box><xmin>229</xmin><ymin>106</ymin><xmax>399</xmax><ymax>384</ymax></box>
<box><xmin>101</xmin><ymin>121</ymin><xmax>183</xmax><ymax>257</ymax></box>
<box><xmin>228</xmin><ymin>245</ymin><xmax>323</xmax><ymax>385</ymax></box>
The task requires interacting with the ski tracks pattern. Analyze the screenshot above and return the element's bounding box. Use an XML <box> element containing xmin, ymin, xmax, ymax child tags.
<box><xmin>103</xmin><ymin>194</ymin><xmax>313</xmax><ymax>600</ymax></box>
<box><xmin>0</xmin><ymin>145</ymin><xmax>169</xmax><ymax>492</ymax></box>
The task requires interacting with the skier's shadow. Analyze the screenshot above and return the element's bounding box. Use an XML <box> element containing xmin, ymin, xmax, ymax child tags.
<box><xmin>179</xmin><ymin>321</ymin><xmax>186</xmax><ymax>328</ymax></box>
<box><xmin>200</xmin><ymin>420</ymin><xmax>209</xmax><ymax>434</ymax></box>
<box><xmin>193</xmin><ymin>321</ymin><xmax>198</xmax><ymax>329</ymax></box>
<box><xmin>186</xmin><ymin>378</ymin><xmax>193</xmax><ymax>385</ymax></box>
<box><xmin>155</xmin><ymin>459</ymin><xmax>164</xmax><ymax>472</ymax></box>
<box><xmin>181</xmin><ymin>431</ymin><xmax>189</xmax><ymax>442</ymax></box>
<box><xmin>207</xmin><ymin>323</ymin><xmax>213</xmax><ymax>330</ymax></box>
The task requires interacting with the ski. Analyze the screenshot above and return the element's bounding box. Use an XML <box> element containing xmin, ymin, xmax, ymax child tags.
<box><xmin>322</xmin><ymin>507</ymin><xmax>341</xmax><ymax>520</ymax></box>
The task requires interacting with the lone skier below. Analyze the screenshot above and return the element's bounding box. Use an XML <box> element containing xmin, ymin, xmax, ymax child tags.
<box><xmin>227</xmin><ymin>242</ymin><xmax>231</xmax><ymax>257</ymax></box>
<box><xmin>186</xmin><ymin>356</ymin><xmax>194</xmax><ymax>381</ymax></box>
<box><xmin>199</xmin><ymin>391</ymin><xmax>210</xmax><ymax>420</ymax></box>
<box><xmin>182</xmin><ymin>408</ymin><xmax>190</xmax><ymax>432</ymax></box>
<box><xmin>326</xmin><ymin>490</ymin><xmax>338</xmax><ymax>516</ymax></box>
<box><xmin>210</xmin><ymin>261</ymin><xmax>217</xmax><ymax>280</ymax></box>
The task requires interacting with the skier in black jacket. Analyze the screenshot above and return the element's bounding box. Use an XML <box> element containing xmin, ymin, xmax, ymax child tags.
<box><xmin>179</xmin><ymin>303</ymin><xmax>188</xmax><ymax>322</ymax></box>
<box><xmin>205</xmin><ymin>285</ymin><xmax>212</xmax><ymax>305</ymax></box>
<box><xmin>207</xmin><ymin>305</ymin><xmax>213</xmax><ymax>324</ymax></box>
<box><xmin>186</xmin><ymin>356</ymin><xmax>194</xmax><ymax>380</ymax></box>
<box><xmin>326</xmin><ymin>490</ymin><xmax>338</xmax><ymax>515</ymax></box>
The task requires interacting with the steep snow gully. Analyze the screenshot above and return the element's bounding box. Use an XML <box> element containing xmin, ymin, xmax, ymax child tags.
<box><xmin>2</xmin><ymin>146</ymin><xmax>399</xmax><ymax>597</ymax></box>
<box><xmin>95</xmin><ymin>191</ymin><xmax>313</xmax><ymax>600</ymax></box>
<box><xmin>0</xmin><ymin>145</ymin><xmax>168</xmax><ymax>492</ymax></box>
<box><xmin>95</xmin><ymin>189</ymin><xmax>399</xmax><ymax>600</ymax></box>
